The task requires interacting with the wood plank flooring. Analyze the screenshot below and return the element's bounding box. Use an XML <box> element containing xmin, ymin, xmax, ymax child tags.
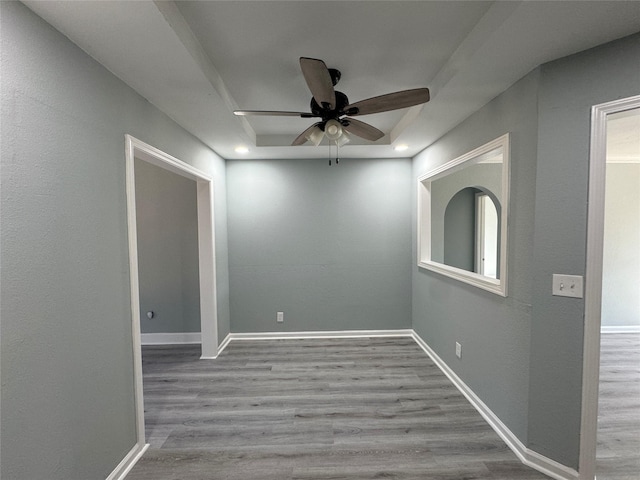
<box><xmin>126</xmin><ymin>337</ymin><xmax>552</xmax><ymax>479</ymax></box>
<box><xmin>597</xmin><ymin>332</ymin><xmax>640</xmax><ymax>480</ymax></box>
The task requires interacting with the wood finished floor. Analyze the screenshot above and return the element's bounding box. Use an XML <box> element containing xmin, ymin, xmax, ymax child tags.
<box><xmin>597</xmin><ymin>332</ymin><xmax>640</xmax><ymax>480</ymax></box>
<box><xmin>126</xmin><ymin>337</ymin><xmax>552</xmax><ymax>480</ymax></box>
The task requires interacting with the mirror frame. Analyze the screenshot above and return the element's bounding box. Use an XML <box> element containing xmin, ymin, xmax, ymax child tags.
<box><xmin>417</xmin><ymin>133</ymin><xmax>510</xmax><ymax>296</ymax></box>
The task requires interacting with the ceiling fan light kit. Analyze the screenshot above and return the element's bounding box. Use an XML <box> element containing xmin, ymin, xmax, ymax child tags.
<box><xmin>234</xmin><ymin>57</ymin><xmax>430</xmax><ymax>150</ymax></box>
<box><xmin>324</xmin><ymin>119</ymin><xmax>343</xmax><ymax>141</ymax></box>
<box><xmin>336</xmin><ymin>130</ymin><xmax>351</xmax><ymax>148</ymax></box>
<box><xmin>305</xmin><ymin>125</ymin><xmax>324</xmax><ymax>146</ymax></box>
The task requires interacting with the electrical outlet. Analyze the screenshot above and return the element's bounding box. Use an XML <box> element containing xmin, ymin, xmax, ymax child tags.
<box><xmin>455</xmin><ymin>342</ymin><xmax>462</xmax><ymax>359</ymax></box>
<box><xmin>276</xmin><ymin>311</ymin><xmax>284</xmax><ymax>323</ymax></box>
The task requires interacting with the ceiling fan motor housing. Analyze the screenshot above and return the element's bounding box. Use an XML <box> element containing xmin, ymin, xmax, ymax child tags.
<box><xmin>328</xmin><ymin>68</ymin><xmax>341</xmax><ymax>86</ymax></box>
<box><xmin>311</xmin><ymin>90</ymin><xmax>351</xmax><ymax>126</ymax></box>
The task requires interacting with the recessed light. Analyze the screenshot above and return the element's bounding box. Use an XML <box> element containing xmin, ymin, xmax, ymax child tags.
<box><xmin>234</xmin><ymin>146</ymin><xmax>249</xmax><ymax>154</ymax></box>
<box><xmin>394</xmin><ymin>144</ymin><xmax>409</xmax><ymax>152</ymax></box>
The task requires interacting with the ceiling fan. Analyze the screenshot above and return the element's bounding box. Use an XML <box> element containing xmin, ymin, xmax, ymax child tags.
<box><xmin>234</xmin><ymin>57</ymin><xmax>430</xmax><ymax>147</ymax></box>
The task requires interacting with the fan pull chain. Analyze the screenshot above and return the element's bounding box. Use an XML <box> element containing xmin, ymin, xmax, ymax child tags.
<box><xmin>328</xmin><ymin>142</ymin><xmax>340</xmax><ymax>166</ymax></box>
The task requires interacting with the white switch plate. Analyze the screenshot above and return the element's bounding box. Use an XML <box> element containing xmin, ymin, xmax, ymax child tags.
<box><xmin>276</xmin><ymin>311</ymin><xmax>284</xmax><ymax>323</ymax></box>
<box><xmin>455</xmin><ymin>342</ymin><xmax>462</xmax><ymax>359</ymax></box>
<box><xmin>552</xmin><ymin>274</ymin><xmax>584</xmax><ymax>298</ymax></box>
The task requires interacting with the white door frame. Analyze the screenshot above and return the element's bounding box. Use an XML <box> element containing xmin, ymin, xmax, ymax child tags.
<box><xmin>579</xmin><ymin>94</ymin><xmax>640</xmax><ymax>479</ymax></box>
<box><xmin>124</xmin><ymin>135</ymin><xmax>219</xmax><ymax>446</ymax></box>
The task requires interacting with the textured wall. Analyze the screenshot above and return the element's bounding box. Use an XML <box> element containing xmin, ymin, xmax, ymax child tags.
<box><xmin>227</xmin><ymin>158</ymin><xmax>412</xmax><ymax>333</ymax></box>
<box><xmin>135</xmin><ymin>160</ymin><xmax>201</xmax><ymax>334</ymax></box>
<box><xmin>528</xmin><ymin>33</ymin><xmax>640</xmax><ymax>467</ymax></box>
<box><xmin>413</xmin><ymin>70</ymin><xmax>540</xmax><ymax>444</ymax></box>
<box><xmin>413</xmin><ymin>34</ymin><xmax>640</xmax><ymax>469</ymax></box>
<box><xmin>0</xmin><ymin>2</ymin><xmax>229</xmax><ymax>478</ymax></box>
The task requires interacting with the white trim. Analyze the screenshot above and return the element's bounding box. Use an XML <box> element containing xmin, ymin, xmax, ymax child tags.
<box><xmin>105</xmin><ymin>442</ymin><xmax>149</xmax><ymax>480</ymax></box>
<box><xmin>411</xmin><ymin>331</ymin><xmax>579</xmax><ymax>480</ymax></box>
<box><xmin>124</xmin><ymin>135</ymin><xmax>219</xmax><ymax>450</ymax></box>
<box><xmin>227</xmin><ymin>329</ymin><xmax>414</xmax><ymax>341</ymax></box>
<box><xmin>580</xmin><ymin>95</ymin><xmax>640</xmax><ymax>480</ymax></box>
<box><xmin>417</xmin><ymin>133</ymin><xmax>510</xmax><ymax>296</ymax></box>
<box><xmin>124</xmin><ymin>137</ymin><xmax>146</xmax><ymax>449</ymax></box>
<box><xmin>141</xmin><ymin>332</ymin><xmax>202</xmax><ymax>345</ymax></box>
<box><xmin>215</xmin><ymin>333</ymin><xmax>233</xmax><ymax>356</ymax></box>
<box><xmin>200</xmin><ymin>333</ymin><xmax>233</xmax><ymax>359</ymax></box>
<box><xmin>197</xmin><ymin>178</ymin><xmax>219</xmax><ymax>358</ymax></box>
<box><xmin>601</xmin><ymin>325</ymin><xmax>640</xmax><ymax>334</ymax></box>
<box><xmin>127</xmin><ymin>137</ymin><xmax>213</xmax><ymax>182</ymax></box>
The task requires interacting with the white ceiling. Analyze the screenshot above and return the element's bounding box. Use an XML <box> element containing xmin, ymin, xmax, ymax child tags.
<box><xmin>22</xmin><ymin>1</ymin><xmax>640</xmax><ymax>160</ymax></box>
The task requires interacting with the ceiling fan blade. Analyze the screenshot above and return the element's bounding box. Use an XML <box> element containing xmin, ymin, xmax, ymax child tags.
<box><xmin>234</xmin><ymin>110</ymin><xmax>316</xmax><ymax>118</ymax></box>
<box><xmin>300</xmin><ymin>57</ymin><xmax>336</xmax><ymax>110</ymax></box>
<box><xmin>342</xmin><ymin>118</ymin><xmax>385</xmax><ymax>141</ymax></box>
<box><xmin>292</xmin><ymin>123</ymin><xmax>321</xmax><ymax>146</ymax></box>
<box><xmin>344</xmin><ymin>88</ymin><xmax>430</xmax><ymax>116</ymax></box>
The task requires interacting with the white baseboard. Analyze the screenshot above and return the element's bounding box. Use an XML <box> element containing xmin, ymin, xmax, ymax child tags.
<box><xmin>227</xmin><ymin>329</ymin><xmax>414</xmax><ymax>341</ymax></box>
<box><xmin>410</xmin><ymin>331</ymin><xmax>579</xmax><ymax>480</ymax></box>
<box><xmin>141</xmin><ymin>332</ymin><xmax>201</xmax><ymax>345</ymax></box>
<box><xmin>213</xmin><ymin>333</ymin><xmax>233</xmax><ymax>357</ymax></box>
<box><xmin>601</xmin><ymin>325</ymin><xmax>640</xmax><ymax>333</ymax></box>
<box><xmin>105</xmin><ymin>442</ymin><xmax>149</xmax><ymax>480</ymax></box>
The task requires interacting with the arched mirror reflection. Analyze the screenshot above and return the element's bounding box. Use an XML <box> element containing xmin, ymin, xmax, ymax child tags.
<box><xmin>441</xmin><ymin>188</ymin><xmax>501</xmax><ymax>278</ymax></box>
<box><xmin>418</xmin><ymin>134</ymin><xmax>509</xmax><ymax>296</ymax></box>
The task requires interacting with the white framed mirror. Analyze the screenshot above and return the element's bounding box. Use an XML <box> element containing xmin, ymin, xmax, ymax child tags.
<box><xmin>417</xmin><ymin>133</ymin><xmax>510</xmax><ymax>296</ymax></box>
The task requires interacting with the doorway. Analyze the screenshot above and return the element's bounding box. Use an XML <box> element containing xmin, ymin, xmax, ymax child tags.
<box><xmin>580</xmin><ymin>96</ymin><xmax>640</xmax><ymax>479</ymax></box>
<box><xmin>597</xmin><ymin>107</ymin><xmax>640</xmax><ymax>479</ymax></box>
<box><xmin>125</xmin><ymin>135</ymin><xmax>219</xmax><ymax>449</ymax></box>
<box><xmin>475</xmin><ymin>192</ymin><xmax>499</xmax><ymax>278</ymax></box>
<box><xmin>135</xmin><ymin>159</ymin><xmax>201</xmax><ymax>343</ymax></box>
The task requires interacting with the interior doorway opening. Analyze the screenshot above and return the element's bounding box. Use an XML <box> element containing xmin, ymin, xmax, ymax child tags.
<box><xmin>125</xmin><ymin>135</ymin><xmax>219</xmax><ymax>448</ymax></box>
<box><xmin>597</xmin><ymin>106</ymin><xmax>640</xmax><ymax>478</ymax></box>
<box><xmin>581</xmin><ymin>96</ymin><xmax>640</xmax><ymax>480</ymax></box>
<box><xmin>134</xmin><ymin>159</ymin><xmax>201</xmax><ymax>343</ymax></box>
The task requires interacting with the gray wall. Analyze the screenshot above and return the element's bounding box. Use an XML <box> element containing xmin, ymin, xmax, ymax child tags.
<box><xmin>4</xmin><ymin>1</ymin><xmax>638</xmax><ymax>476</ymax></box>
<box><xmin>602</xmin><ymin>163</ymin><xmax>640</xmax><ymax>327</ymax></box>
<box><xmin>413</xmin><ymin>33</ymin><xmax>640</xmax><ymax>469</ymax></box>
<box><xmin>0</xmin><ymin>2</ymin><xmax>229</xmax><ymax>479</ymax></box>
<box><xmin>430</xmin><ymin>162</ymin><xmax>502</xmax><ymax>264</ymax></box>
<box><xmin>135</xmin><ymin>160</ymin><xmax>201</xmax><ymax>334</ymax></box>
<box><xmin>227</xmin><ymin>158</ymin><xmax>412</xmax><ymax>333</ymax></box>
<box><xmin>528</xmin><ymin>33</ymin><xmax>640</xmax><ymax>467</ymax></box>
<box><xmin>413</xmin><ymin>70</ymin><xmax>541</xmax><ymax>445</ymax></box>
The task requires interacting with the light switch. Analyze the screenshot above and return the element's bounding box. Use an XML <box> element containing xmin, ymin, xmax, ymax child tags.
<box><xmin>552</xmin><ymin>274</ymin><xmax>584</xmax><ymax>298</ymax></box>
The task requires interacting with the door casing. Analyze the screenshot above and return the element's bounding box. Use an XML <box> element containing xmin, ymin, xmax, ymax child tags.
<box><xmin>579</xmin><ymin>94</ymin><xmax>640</xmax><ymax>479</ymax></box>
<box><xmin>124</xmin><ymin>134</ymin><xmax>219</xmax><ymax>447</ymax></box>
